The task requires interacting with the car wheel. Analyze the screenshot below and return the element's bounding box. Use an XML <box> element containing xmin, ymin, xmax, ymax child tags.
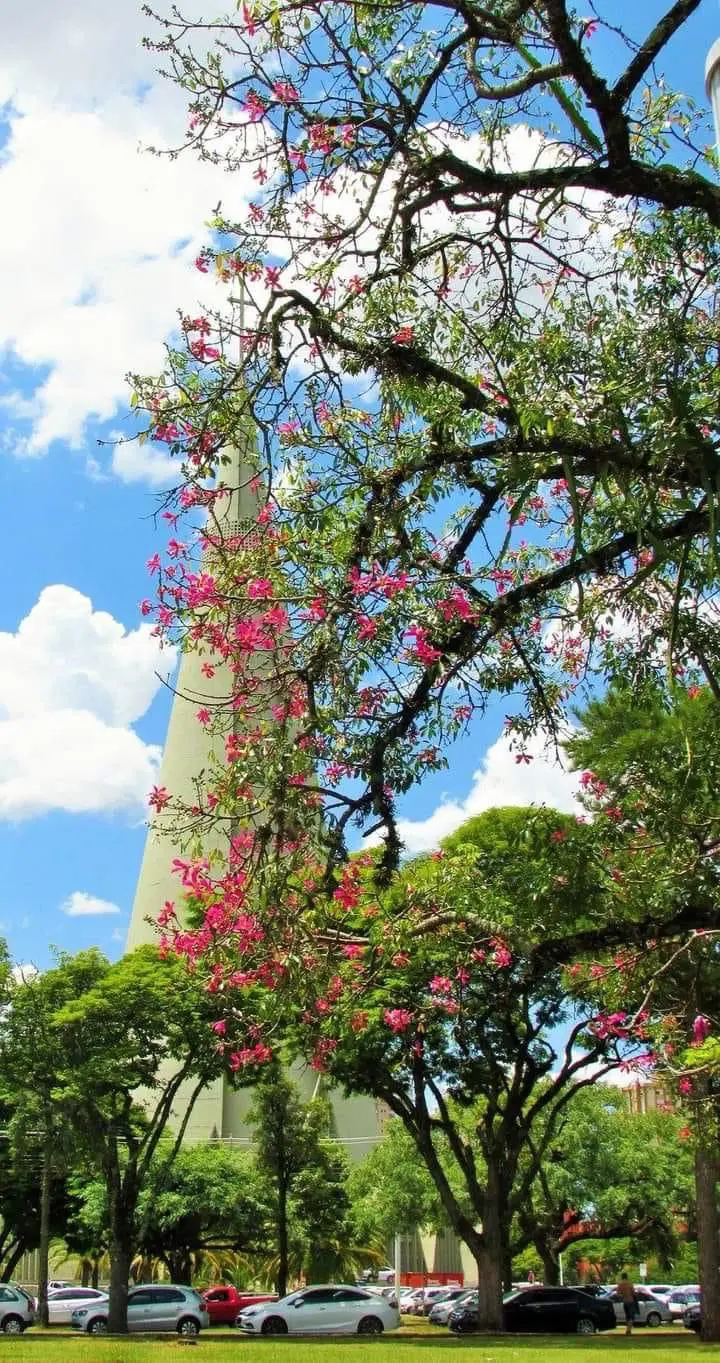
<box><xmin>261</xmin><ymin>1317</ymin><xmax>289</xmax><ymax>1335</ymax></box>
<box><xmin>89</xmin><ymin>1318</ymin><xmax>109</xmax><ymax>1335</ymax></box>
<box><xmin>358</xmin><ymin>1316</ymin><xmax>384</xmax><ymax>1335</ymax></box>
<box><xmin>2</xmin><ymin>1317</ymin><xmax>25</xmax><ymax>1335</ymax></box>
<box><xmin>646</xmin><ymin>1312</ymin><xmax>662</xmax><ymax>1328</ymax></box>
<box><xmin>178</xmin><ymin>1317</ymin><xmax>200</xmax><ymax>1337</ymax></box>
<box><xmin>577</xmin><ymin>1316</ymin><xmax>596</xmax><ymax>1335</ymax></box>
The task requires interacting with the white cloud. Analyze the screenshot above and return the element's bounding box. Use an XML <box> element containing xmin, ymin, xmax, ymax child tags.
<box><xmin>0</xmin><ymin>585</ymin><xmax>173</xmax><ymax>819</ymax></box>
<box><xmin>111</xmin><ymin>437</ymin><xmax>180</xmax><ymax>489</ymax></box>
<box><xmin>62</xmin><ymin>891</ymin><xmax>122</xmax><ymax>917</ymax></box>
<box><xmin>396</xmin><ymin>726</ymin><xmax>581</xmax><ymax>854</ymax></box>
<box><xmin>11</xmin><ymin>963</ymin><xmax>38</xmax><ymax>984</ymax></box>
<box><xmin>0</xmin><ymin>0</ymin><xmax>254</xmax><ymax>464</ymax></box>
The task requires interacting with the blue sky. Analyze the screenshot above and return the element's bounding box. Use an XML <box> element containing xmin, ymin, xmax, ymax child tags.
<box><xmin>0</xmin><ymin>1</ymin><xmax>717</xmax><ymax>970</ymax></box>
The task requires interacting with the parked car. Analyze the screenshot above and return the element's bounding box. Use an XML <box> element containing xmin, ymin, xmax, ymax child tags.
<box><xmin>236</xmin><ymin>1283</ymin><xmax>401</xmax><ymax>1335</ymax></box>
<box><xmin>684</xmin><ymin>1301</ymin><xmax>702</xmax><ymax>1334</ymax></box>
<box><xmin>0</xmin><ymin>1285</ymin><xmax>35</xmax><ymax>1334</ymax></box>
<box><xmin>399</xmin><ymin>1289</ymin><xmax>424</xmax><ymax>1313</ymax></box>
<box><xmin>202</xmin><ymin>1286</ymin><xmax>276</xmax><ymax>1326</ymax></box>
<box><xmin>419</xmin><ymin>1287</ymin><xmax>467</xmax><ymax>1317</ymax></box>
<box><xmin>409</xmin><ymin>1286</ymin><xmax>460</xmax><ymax>1316</ymax></box>
<box><xmin>449</xmin><ymin>1286</ymin><xmax>616</xmax><ymax>1336</ymax></box>
<box><xmin>667</xmin><ymin>1287</ymin><xmax>701</xmax><ymax>1319</ymax></box>
<box><xmin>428</xmin><ymin>1290</ymin><xmax>476</xmax><ymax>1325</ymax></box>
<box><xmin>47</xmin><ymin>1280</ymin><xmax>74</xmax><ymax>1292</ymax></box>
<box><xmin>377</xmin><ymin>1268</ymin><xmax>396</xmax><ymax>1284</ymax></box>
<box><xmin>10</xmin><ymin>1286</ymin><xmax>36</xmax><ymax>1313</ymax></box>
<box><xmin>47</xmin><ymin>1288</ymin><xmax>109</xmax><ymax>1325</ymax></box>
<box><xmin>603</xmin><ymin>1287</ymin><xmax>670</xmax><ymax>1328</ymax></box>
<box><xmin>366</xmin><ymin>1285</ymin><xmax>398</xmax><ymax>1308</ymax></box>
<box><xmin>645</xmin><ymin>1284</ymin><xmax>675</xmax><ymax>1299</ymax></box>
<box><xmin>71</xmin><ymin>1284</ymin><xmax>209</xmax><ymax>1336</ymax></box>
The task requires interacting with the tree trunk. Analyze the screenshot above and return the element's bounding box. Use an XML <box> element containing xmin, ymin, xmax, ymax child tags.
<box><xmin>107</xmin><ymin>1237</ymin><xmax>132</xmax><ymax>1333</ymax></box>
<box><xmin>277</xmin><ymin>1178</ymin><xmax>289</xmax><ymax>1299</ymax></box>
<box><xmin>37</xmin><ymin>1131</ymin><xmax>53</xmax><ymax>1329</ymax></box>
<box><xmin>81</xmin><ymin>1261</ymin><xmax>91</xmax><ymax>1288</ymax></box>
<box><xmin>695</xmin><ymin>1144</ymin><xmax>720</xmax><ymax>1342</ymax></box>
<box><xmin>91</xmin><ymin>1259</ymin><xmax>99</xmax><ymax>1290</ymax></box>
<box><xmin>475</xmin><ymin>1165</ymin><xmax>505</xmax><ymax>1331</ymax></box>
<box><xmin>107</xmin><ymin>1156</ymin><xmax>135</xmax><ymax>1333</ymax></box>
<box><xmin>1</xmin><ymin>1242</ymin><xmax>25</xmax><ymax>1284</ymax></box>
<box><xmin>537</xmin><ymin>1242</ymin><xmax>560</xmax><ymax>1285</ymax></box>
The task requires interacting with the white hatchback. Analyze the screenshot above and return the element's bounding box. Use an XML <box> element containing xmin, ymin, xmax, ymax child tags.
<box><xmin>237</xmin><ymin>1284</ymin><xmax>401</xmax><ymax>1336</ymax></box>
<box><xmin>47</xmin><ymin>1288</ymin><xmax>108</xmax><ymax>1325</ymax></box>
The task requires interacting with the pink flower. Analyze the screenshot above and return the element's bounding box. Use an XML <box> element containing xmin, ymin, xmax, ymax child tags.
<box><xmin>265</xmin><ymin>265</ymin><xmax>282</xmax><ymax>288</ymax></box>
<box><xmin>273</xmin><ymin>80</ymin><xmax>299</xmax><ymax>104</ymax></box>
<box><xmin>247</xmin><ymin>578</ymin><xmax>274</xmax><ymax>599</ymax></box>
<box><xmin>241</xmin><ymin>90</ymin><xmax>267</xmax><ymax>122</ymax></box>
<box><xmin>357</xmin><ymin>614</ymin><xmax>378</xmax><ymax>642</ymax></box>
<box><xmin>384</xmin><ymin>1008</ymin><xmax>414</xmax><ymax>1033</ymax></box>
<box><xmin>692</xmin><ymin>1015</ymin><xmax>711</xmax><ymax>1046</ymax></box>
<box><xmin>679</xmin><ymin>1078</ymin><xmax>693</xmax><ymax>1096</ymax></box>
<box><xmin>195</xmin><ymin>255</ymin><xmax>209</xmax><ymax>273</ymax></box>
<box><xmin>392</xmin><ymin>325</ymin><xmax>414</xmax><ymax>345</ymax></box>
<box><xmin>212</xmin><ymin>1020</ymin><xmax>227</xmax><ymax>1036</ymax></box>
<box><xmin>148</xmin><ymin>785</ymin><xmax>171</xmax><ymax>812</ymax></box>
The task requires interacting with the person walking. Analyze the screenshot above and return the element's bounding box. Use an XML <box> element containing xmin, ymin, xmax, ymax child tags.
<box><xmin>616</xmin><ymin>1274</ymin><xmax>637</xmax><ymax>1336</ymax></box>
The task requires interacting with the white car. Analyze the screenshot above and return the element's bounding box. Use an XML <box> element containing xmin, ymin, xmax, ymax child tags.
<box><xmin>236</xmin><ymin>1284</ymin><xmax>401</xmax><ymax>1336</ymax></box>
<box><xmin>47</xmin><ymin>1288</ymin><xmax>108</xmax><ymax>1325</ymax></box>
<box><xmin>399</xmin><ymin>1289</ymin><xmax>423</xmax><ymax>1313</ymax></box>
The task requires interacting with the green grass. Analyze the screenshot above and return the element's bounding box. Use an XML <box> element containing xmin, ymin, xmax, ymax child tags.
<box><xmin>0</xmin><ymin>1329</ymin><xmax>714</xmax><ymax>1363</ymax></box>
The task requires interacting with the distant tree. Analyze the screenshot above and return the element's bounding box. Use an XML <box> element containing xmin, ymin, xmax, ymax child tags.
<box><xmin>0</xmin><ymin>1100</ymin><xmax>69</xmax><ymax>1285</ymax></box>
<box><xmin>291</xmin><ymin>807</ymin><xmax>655</xmax><ymax>1327</ymax></box>
<box><xmin>567</xmin><ymin>683</ymin><xmax>720</xmax><ymax>1340</ymax></box>
<box><xmin>516</xmin><ymin>1087</ymin><xmax>694</xmax><ymax>1285</ymax></box>
<box><xmin>136</xmin><ymin>1143</ymin><xmax>272</xmax><ymax>1282</ymax></box>
<box><xmin>247</xmin><ymin>1070</ymin><xmax>359</xmax><ymax>1296</ymax></box>
<box><xmin>348</xmin><ymin>1119</ymin><xmax>446</xmax><ymax>1246</ymax></box>
<box><xmin>0</xmin><ymin>947</ymin><xmax>227</xmax><ymax>1333</ymax></box>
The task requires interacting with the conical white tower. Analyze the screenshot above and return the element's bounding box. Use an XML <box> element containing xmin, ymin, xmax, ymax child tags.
<box><xmin>126</xmin><ymin>401</ymin><xmax>383</xmax><ymax>1154</ymax></box>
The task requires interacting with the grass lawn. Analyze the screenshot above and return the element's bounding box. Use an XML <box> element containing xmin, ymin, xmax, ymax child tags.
<box><xmin>0</xmin><ymin>1329</ymin><xmax>714</xmax><ymax>1363</ymax></box>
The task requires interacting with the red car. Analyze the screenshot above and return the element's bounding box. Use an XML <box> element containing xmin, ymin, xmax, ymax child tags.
<box><xmin>202</xmin><ymin>1286</ymin><xmax>277</xmax><ymax>1326</ymax></box>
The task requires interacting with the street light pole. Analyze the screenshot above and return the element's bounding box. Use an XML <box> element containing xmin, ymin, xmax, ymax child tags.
<box><xmin>705</xmin><ymin>38</ymin><xmax>720</xmax><ymax>149</ymax></box>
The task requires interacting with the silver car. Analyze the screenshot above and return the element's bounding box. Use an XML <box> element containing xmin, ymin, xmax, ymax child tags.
<box><xmin>604</xmin><ymin>1287</ymin><xmax>671</xmax><ymax>1327</ymax></box>
<box><xmin>0</xmin><ymin>1285</ymin><xmax>35</xmax><ymax>1334</ymax></box>
<box><xmin>71</xmin><ymin>1284</ymin><xmax>209</xmax><ymax>1336</ymax></box>
<box><xmin>428</xmin><ymin>1289</ymin><xmax>476</xmax><ymax>1325</ymax></box>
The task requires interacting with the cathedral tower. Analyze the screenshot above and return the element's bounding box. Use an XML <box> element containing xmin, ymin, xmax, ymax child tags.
<box><xmin>127</xmin><ymin>407</ymin><xmax>382</xmax><ymax>1155</ymax></box>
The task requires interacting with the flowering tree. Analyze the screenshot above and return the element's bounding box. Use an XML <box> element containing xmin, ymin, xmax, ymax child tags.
<box><xmin>237</xmin><ymin>806</ymin><xmax>651</xmax><ymax>1327</ymax></box>
<box><xmin>135</xmin><ymin>0</ymin><xmax>720</xmax><ymax>881</ymax></box>
<box><xmin>127</xmin><ymin>1</ymin><xmax>720</xmax><ymax>1326</ymax></box>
